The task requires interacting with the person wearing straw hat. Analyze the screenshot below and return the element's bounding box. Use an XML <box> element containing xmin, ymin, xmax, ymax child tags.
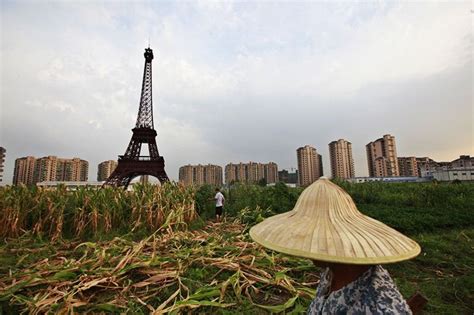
<box><xmin>250</xmin><ymin>177</ymin><xmax>421</xmax><ymax>314</ymax></box>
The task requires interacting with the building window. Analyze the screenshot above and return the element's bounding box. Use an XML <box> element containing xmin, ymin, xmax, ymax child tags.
<box><xmin>453</xmin><ymin>173</ymin><xmax>458</xmax><ymax>176</ymax></box>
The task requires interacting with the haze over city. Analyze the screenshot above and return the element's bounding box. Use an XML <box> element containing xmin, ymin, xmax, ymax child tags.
<box><xmin>1</xmin><ymin>1</ymin><xmax>472</xmax><ymax>184</ymax></box>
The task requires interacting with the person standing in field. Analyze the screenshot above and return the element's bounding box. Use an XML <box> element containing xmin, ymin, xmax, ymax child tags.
<box><xmin>250</xmin><ymin>177</ymin><xmax>423</xmax><ymax>314</ymax></box>
<box><xmin>214</xmin><ymin>188</ymin><xmax>225</xmax><ymax>222</ymax></box>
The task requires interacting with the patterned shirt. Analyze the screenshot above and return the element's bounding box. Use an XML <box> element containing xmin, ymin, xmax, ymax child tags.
<box><xmin>307</xmin><ymin>265</ymin><xmax>412</xmax><ymax>315</ymax></box>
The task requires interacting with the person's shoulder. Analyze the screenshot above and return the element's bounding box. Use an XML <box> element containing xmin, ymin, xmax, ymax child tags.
<box><xmin>365</xmin><ymin>266</ymin><xmax>412</xmax><ymax>314</ymax></box>
<box><xmin>370</xmin><ymin>266</ymin><xmax>398</xmax><ymax>289</ymax></box>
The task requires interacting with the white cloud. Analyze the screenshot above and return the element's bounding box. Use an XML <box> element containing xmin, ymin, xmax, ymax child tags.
<box><xmin>1</xmin><ymin>1</ymin><xmax>471</xmax><ymax>184</ymax></box>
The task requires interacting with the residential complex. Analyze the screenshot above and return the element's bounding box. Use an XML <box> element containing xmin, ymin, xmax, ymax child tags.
<box><xmin>224</xmin><ymin>162</ymin><xmax>278</xmax><ymax>185</ymax></box>
<box><xmin>0</xmin><ymin>147</ymin><xmax>5</xmax><ymax>182</ymax></box>
<box><xmin>414</xmin><ymin>157</ymin><xmax>438</xmax><ymax>177</ymax></box>
<box><xmin>179</xmin><ymin>164</ymin><xmax>223</xmax><ymax>186</ymax></box>
<box><xmin>420</xmin><ymin>155</ymin><xmax>474</xmax><ymax>181</ymax></box>
<box><xmin>397</xmin><ymin>157</ymin><xmax>437</xmax><ymax>177</ymax></box>
<box><xmin>13</xmin><ymin>156</ymin><xmax>89</xmax><ymax>185</ymax></box>
<box><xmin>97</xmin><ymin>160</ymin><xmax>118</xmax><ymax>181</ymax></box>
<box><xmin>7</xmin><ymin>136</ymin><xmax>471</xmax><ymax>186</ymax></box>
<box><xmin>179</xmin><ymin>164</ymin><xmax>194</xmax><ymax>185</ymax></box>
<box><xmin>36</xmin><ymin>156</ymin><xmax>88</xmax><ymax>182</ymax></box>
<box><xmin>225</xmin><ymin>163</ymin><xmax>246</xmax><ymax>183</ymax></box>
<box><xmin>264</xmin><ymin>162</ymin><xmax>279</xmax><ymax>184</ymax></box>
<box><xmin>360</xmin><ymin>155</ymin><xmax>473</xmax><ymax>182</ymax></box>
<box><xmin>397</xmin><ymin>157</ymin><xmax>419</xmax><ymax>177</ymax></box>
<box><xmin>328</xmin><ymin>139</ymin><xmax>355</xmax><ymax>179</ymax></box>
<box><xmin>13</xmin><ymin>156</ymin><xmax>37</xmax><ymax>185</ymax></box>
<box><xmin>347</xmin><ymin>176</ymin><xmax>429</xmax><ymax>184</ymax></box>
<box><xmin>296</xmin><ymin>145</ymin><xmax>323</xmax><ymax>186</ymax></box>
<box><xmin>366</xmin><ymin>134</ymin><xmax>399</xmax><ymax>177</ymax></box>
<box><xmin>204</xmin><ymin>164</ymin><xmax>223</xmax><ymax>186</ymax></box>
<box><xmin>450</xmin><ymin>155</ymin><xmax>473</xmax><ymax>168</ymax></box>
<box><xmin>246</xmin><ymin>162</ymin><xmax>265</xmax><ymax>183</ymax></box>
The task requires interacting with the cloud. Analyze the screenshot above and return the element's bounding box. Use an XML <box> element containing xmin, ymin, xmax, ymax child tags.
<box><xmin>1</xmin><ymin>1</ymin><xmax>472</xmax><ymax>184</ymax></box>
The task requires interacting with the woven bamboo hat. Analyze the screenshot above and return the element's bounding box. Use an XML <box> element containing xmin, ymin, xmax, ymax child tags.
<box><xmin>250</xmin><ymin>177</ymin><xmax>421</xmax><ymax>264</ymax></box>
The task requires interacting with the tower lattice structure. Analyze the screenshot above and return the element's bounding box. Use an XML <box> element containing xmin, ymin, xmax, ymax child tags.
<box><xmin>104</xmin><ymin>47</ymin><xmax>169</xmax><ymax>188</ymax></box>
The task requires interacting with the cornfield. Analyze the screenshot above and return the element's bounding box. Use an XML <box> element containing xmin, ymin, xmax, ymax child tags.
<box><xmin>0</xmin><ymin>183</ymin><xmax>197</xmax><ymax>241</ymax></box>
<box><xmin>1</xmin><ymin>181</ymin><xmax>473</xmax><ymax>313</ymax></box>
<box><xmin>0</xmin><ymin>221</ymin><xmax>317</xmax><ymax>314</ymax></box>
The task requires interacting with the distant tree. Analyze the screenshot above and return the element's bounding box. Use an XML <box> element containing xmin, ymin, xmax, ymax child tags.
<box><xmin>257</xmin><ymin>178</ymin><xmax>267</xmax><ymax>187</ymax></box>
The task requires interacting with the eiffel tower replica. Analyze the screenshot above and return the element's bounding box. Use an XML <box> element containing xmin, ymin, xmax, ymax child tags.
<box><xmin>104</xmin><ymin>47</ymin><xmax>169</xmax><ymax>188</ymax></box>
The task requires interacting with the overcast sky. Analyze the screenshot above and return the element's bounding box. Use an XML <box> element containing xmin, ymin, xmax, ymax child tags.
<box><xmin>1</xmin><ymin>1</ymin><xmax>472</xmax><ymax>184</ymax></box>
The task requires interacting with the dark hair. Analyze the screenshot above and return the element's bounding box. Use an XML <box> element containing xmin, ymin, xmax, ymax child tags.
<box><xmin>215</xmin><ymin>187</ymin><xmax>220</xmax><ymax>192</ymax></box>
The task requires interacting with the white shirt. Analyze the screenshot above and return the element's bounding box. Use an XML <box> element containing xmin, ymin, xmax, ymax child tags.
<box><xmin>215</xmin><ymin>192</ymin><xmax>225</xmax><ymax>207</ymax></box>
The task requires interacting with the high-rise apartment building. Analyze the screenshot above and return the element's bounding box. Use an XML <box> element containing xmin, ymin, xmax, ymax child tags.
<box><xmin>179</xmin><ymin>164</ymin><xmax>223</xmax><ymax>186</ymax></box>
<box><xmin>60</xmin><ymin>158</ymin><xmax>88</xmax><ymax>182</ymax></box>
<box><xmin>398</xmin><ymin>157</ymin><xmax>419</xmax><ymax>177</ymax></box>
<box><xmin>13</xmin><ymin>156</ymin><xmax>88</xmax><ymax>185</ymax></box>
<box><xmin>264</xmin><ymin>162</ymin><xmax>279</xmax><ymax>184</ymax></box>
<box><xmin>296</xmin><ymin>145</ymin><xmax>323</xmax><ymax>186</ymax></box>
<box><xmin>204</xmin><ymin>164</ymin><xmax>223</xmax><ymax>186</ymax></box>
<box><xmin>366</xmin><ymin>134</ymin><xmax>399</xmax><ymax>177</ymax></box>
<box><xmin>34</xmin><ymin>156</ymin><xmax>58</xmax><ymax>183</ymax></box>
<box><xmin>34</xmin><ymin>156</ymin><xmax>89</xmax><ymax>182</ymax></box>
<box><xmin>328</xmin><ymin>139</ymin><xmax>355</xmax><ymax>179</ymax></box>
<box><xmin>237</xmin><ymin>163</ymin><xmax>246</xmax><ymax>182</ymax></box>
<box><xmin>97</xmin><ymin>160</ymin><xmax>118</xmax><ymax>181</ymax></box>
<box><xmin>247</xmin><ymin>162</ymin><xmax>265</xmax><ymax>183</ymax></box>
<box><xmin>179</xmin><ymin>165</ymin><xmax>194</xmax><ymax>186</ymax></box>
<box><xmin>0</xmin><ymin>147</ymin><xmax>5</xmax><ymax>183</ymax></box>
<box><xmin>399</xmin><ymin>156</ymin><xmax>439</xmax><ymax>177</ymax></box>
<box><xmin>13</xmin><ymin>156</ymin><xmax>37</xmax><ymax>185</ymax></box>
<box><xmin>193</xmin><ymin>165</ymin><xmax>205</xmax><ymax>186</ymax></box>
<box><xmin>224</xmin><ymin>163</ymin><xmax>247</xmax><ymax>183</ymax></box>
<box><xmin>224</xmin><ymin>163</ymin><xmax>237</xmax><ymax>183</ymax></box>
<box><xmin>224</xmin><ymin>162</ymin><xmax>279</xmax><ymax>184</ymax></box>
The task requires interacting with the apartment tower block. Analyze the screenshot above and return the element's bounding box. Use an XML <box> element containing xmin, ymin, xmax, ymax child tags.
<box><xmin>13</xmin><ymin>156</ymin><xmax>36</xmax><ymax>185</ymax></box>
<box><xmin>13</xmin><ymin>156</ymin><xmax>89</xmax><ymax>185</ymax></box>
<box><xmin>397</xmin><ymin>157</ymin><xmax>419</xmax><ymax>177</ymax></box>
<box><xmin>97</xmin><ymin>160</ymin><xmax>118</xmax><ymax>181</ymax></box>
<box><xmin>179</xmin><ymin>164</ymin><xmax>223</xmax><ymax>186</ymax></box>
<box><xmin>366</xmin><ymin>134</ymin><xmax>399</xmax><ymax>177</ymax></box>
<box><xmin>224</xmin><ymin>162</ymin><xmax>279</xmax><ymax>185</ymax></box>
<box><xmin>296</xmin><ymin>145</ymin><xmax>323</xmax><ymax>186</ymax></box>
<box><xmin>328</xmin><ymin>139</ymin><xmax>355</xmax><ymax>179</ymax></box>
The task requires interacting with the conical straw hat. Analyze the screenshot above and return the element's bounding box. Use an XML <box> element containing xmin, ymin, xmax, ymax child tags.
<box><xmin>250</xmin><ymin>177</ymin><xmax>420</xmax><ymax>264</ymax></box>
